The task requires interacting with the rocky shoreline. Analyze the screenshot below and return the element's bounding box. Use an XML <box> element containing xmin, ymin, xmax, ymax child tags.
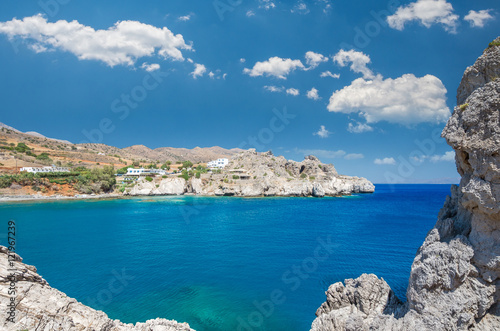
<box><xmin>124</xmin><ymin>151</ymin><xmax>375</xmax><ymax>198</ymax></box>
<box><xmin>310</xmin><ymin>38</ymin><xmax>500</xmax><ymax>331</ymax></box>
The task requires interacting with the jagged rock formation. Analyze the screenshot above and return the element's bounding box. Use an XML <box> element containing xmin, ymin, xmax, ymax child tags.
<box><xmin>125</xmin><ymin>150</ymin><xmax>374</xmax><ymax>197</ymax></box>
<box><xmin>311</xmin><ymin>38</ymin><xmax>500</xmax><ymax>330</ymax></box>
<box><xmin>0</xmin><ymin>246</ymin><xmax>194</xmax><ymax>331</ymax></box>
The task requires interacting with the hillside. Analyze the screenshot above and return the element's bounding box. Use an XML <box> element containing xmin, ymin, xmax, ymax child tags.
<box><xmin>0</xmin><ymin>122</ymin><xmax>243</xmax><ymax>174</ymax></box>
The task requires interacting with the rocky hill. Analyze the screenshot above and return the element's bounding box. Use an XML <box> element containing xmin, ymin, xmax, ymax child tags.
<box><xmin>125</xmin><ymin>150</ymin><xmax>374</xmax><ymax>197</ymax></box>
<box><xmin>311</xmin><ymin>37</ymin><xmax>500</xmax><ymax>331</ymax></box>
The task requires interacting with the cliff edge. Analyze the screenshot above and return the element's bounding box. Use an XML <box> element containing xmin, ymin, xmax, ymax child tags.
<box><xmin>0</xmin><ymin>246</ymin><xmax>194</xmax><ymax>330</ymax></box>
<box><xmin>311</xmin><ymin>38</ymin><xmax>500</xmax><ymax>330</ymax></box>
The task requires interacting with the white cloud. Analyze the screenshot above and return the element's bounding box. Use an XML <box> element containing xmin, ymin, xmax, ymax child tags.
<box><xmin>0</xmin><ymin>14</ymin><xmax>192</xmax><ymax>67</ymax></box>
<box><xmin>259</xmin><ymin>0</ymin><xmax>276</xmax><ymax>10</ymax></box>
<box><xmin>292</xmin><ymin>2</ymin><xmax>310</xmax><ymax>15</ymax></box>
<box><xmin>223</xmin><ymin>73</ymin><xmax>227</xmax><ymax>79</ymax></box>
<box><xmin>307</xmin><ymin>87</ymin><xmax>320</xmax><ymax>100</ymax></box>
<box><xmin>208</xmin><ymin>71</ymin><xmax>215</xmax><ymax>79</ymax></box>
<box><xmin>430</xmin><ymin>151</ymin><xmax>455</xmax><ymax>162</ymax></box>
<box><xmin>313</xmin><ymin>125</ymin><xmax>331</xmax><ymax>138</ymax></box>
<box><xmin>327</xmin><ymin>74</ymin><xmax>450</xmax><ymax>125</ymax></box>
<box><xmin>344</xmin><ymin>153</ymin><xmax>364</xmax><ymax>160</ymax></box>
<box><xmin>305</xmin><ymin>51</ymin><xmax>328</xmax><ymax>69</ymax></box>
<box><xmin>295</xmin><ymin>148</ymin><xmax>346</xmax><ymax>159</ymax></box>
<box><xmin>177</xmin><ymin>14</ymin><xmax>191</xmax><ymax>21</ymax></box>
<box><xmin>387</xmin><ymin>0</ymin><xmax>459</xmax><ymax>33</ymax></box>
<box><xmin>243</xmin><ymin>56</ymin><xmax>305</xmax><ymax>79</ymax></box>
<box><xmin>333</xmin><ymin>49</ymin><xmax>374</xmax><ymax>79</ymax></box>
<box><xmin>320</xmin><ymin>71</ymin><xmax>340</xmax><ymax>78</ymax></box>
<box><xmin>347</xmin><ymin>121</ymin><xmax>373</xmax><ymax>133</ymax></box>
<box><xmin>246</xmin><ymin>10</ymin><xmax>256</xmax><ymax>17</ymax></box>
<box><xmin>240</xmin><ymin>58</ymin><xmax>246</xmax><ymax>63</ymax></box>
<box><xmin>141</xmin><ymin>62</ymin><xmax>160</xmax><ymax>72</ymax></box>
<box><xmin>187</xmin><ymin>58</ymin><xmax>194</xmax><ymax>63</ymax></box>
<box><xmin>374</xmin><ymin>157</ymin><xmax>396</xmax><ymax>165</ymax></box>
<box><xmin>264</xmin><ymin>85</ymin><xmax>284</xmax><ymax>93</ymax></box>
<box><xmin>191</xmin><ymin>63</ymin><xmax>206</xmax><ymax>79</ymax></box>
<box><xmin>286</xmin><ymin>88</ymin><xmax>300</xmax><ymax>96</ymax></box>
<box><xmin>464</xmin><ymin>10</ymin><xmax>494</xmax><ymax>28</ymax></box>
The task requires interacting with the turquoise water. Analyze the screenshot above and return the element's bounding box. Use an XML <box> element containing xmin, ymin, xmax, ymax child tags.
<box><xmin>0</xmin><ymin>184</ymin><xmax>452</xmax><ymax>330</ymax></box>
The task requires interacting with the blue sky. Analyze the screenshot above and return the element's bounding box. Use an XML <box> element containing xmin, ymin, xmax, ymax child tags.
<box><xmin>0</xmin><ymin>0</ymin><xmax>498</xmax><ymax>183</ymax></box>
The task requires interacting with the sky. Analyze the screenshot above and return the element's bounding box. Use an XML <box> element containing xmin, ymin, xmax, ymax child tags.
<box><xmin>0</xmin><ymin>0</ymin><xmax>498</xmax><ymax>183</ymax></box>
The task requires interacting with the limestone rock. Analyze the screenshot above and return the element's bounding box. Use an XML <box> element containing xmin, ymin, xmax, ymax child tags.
<box><xmin>0</xmin><ymin>246</ymin><xmax>194</xmax><ymax>331</ymax></box>
<box><xmin>311</xmin><ymin>37</ymin><xmax>500</xmax><ymax>331</ymax></box>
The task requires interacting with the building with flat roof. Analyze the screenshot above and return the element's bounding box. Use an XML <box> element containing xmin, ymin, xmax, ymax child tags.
<box><xmin>207</xmin><ymin>158</ymin><xmax>228</xmax><ymax>169</ymax></box>
<box><xmin>20</xmin><ymin>166</ymin><xmax>70</xmax><ymax>173</ymax></box>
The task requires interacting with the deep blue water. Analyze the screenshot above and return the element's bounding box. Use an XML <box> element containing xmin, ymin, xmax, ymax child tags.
<box><xmin>0</xmin><ymin>184</ymin><xmax>452</xmax><ymax>331</ymax></box>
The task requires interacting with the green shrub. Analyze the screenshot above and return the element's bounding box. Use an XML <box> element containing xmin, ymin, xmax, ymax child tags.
<box><xmin>263</xmin><ymin>173</ymin><xmax>267</xmax><ymax>176</ymax></box>
<box><xmin>162</xmin><ymin>175</ymin><xmax>167</xmax><ymax>178</ymax></box>
<box><xmin>145</xmin><ymin>176</ymin><xmax>153</xmax><ymax>182</ymax></box>
<box><xmin>300</xmin><ymin>173</ymin><xmax>307</xmax><ymax>179</ymax></box>
<box><xmin>182</xmin><ymin>161</ymin><xmax>193</xmax><ymax>169</ymax></box>
<box><xmin>0</xmin><ymin>176</ymin><xmax>13</xmax><ymax>188</ymax></box>
<box><xmin>36</xmin><ymin>153</ymin><xmax>52</xmax><ymax>161</ymax></box>
<box><xmin>223</xmin><ymin>178</ymin><xmax>229</xmax><ymax>183</ymax></box>
<box><xmin>232</xmin><ymin>175</ymin><xmax>240</xmax><ymax>180</ymax></box>
<box><xmin>15</xmin><ymin>143</ymin><xmax>30</xmax><ymax>153</ymax></box>
<box><xmin>459</xmin><ymin>103</ymin><xmax>469</xmax><ymax>111</ymax></box>
<box><xmin>195</xmin><ymin>172</ymin><xmax>201</xmax><ymax>179</ymax></box>
<box><xmin>309</xmin><ymin>176</ymin><xmax>315</xmax><ymax>180</ymax></box>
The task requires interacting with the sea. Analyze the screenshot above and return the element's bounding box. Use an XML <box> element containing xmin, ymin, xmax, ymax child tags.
<box><xmin>0</xmin><ymin>184</ymin><xmax>453</xmax><ymax>331</ymax></box>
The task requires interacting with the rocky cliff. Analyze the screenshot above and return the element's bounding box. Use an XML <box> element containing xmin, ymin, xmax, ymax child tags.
<box><xmin>311</xmin><ymin>38</ymin><xmax>500</xmax><ymax>331</ymax></box>
<box><xmin>125</xmin><ymin>151</ymin><xmax>374</xmax><ymax>197</ymax></box>
<box><xmin>0</xmin><ymin>246</ymin><xmax>195</xmax><ymax>331</ymax></box>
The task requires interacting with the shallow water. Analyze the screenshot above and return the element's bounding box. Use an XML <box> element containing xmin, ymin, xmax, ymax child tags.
<box><xmin>0</xmin><ymin>184</ymin><xmax>452</xmax><ymax>331</ymax></box>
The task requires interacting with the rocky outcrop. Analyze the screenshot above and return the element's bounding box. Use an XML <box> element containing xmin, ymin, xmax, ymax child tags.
<box><xmin>0</xmin><ymin>246</ymin><xmax>194</xmax><ymax>331</ymax></box>
<box><xmin>125</xmin><ymin>151</ymin><xmax>374</xmax><ymax>197</ymax></box>
<box><xmin>311</xmin><ymin>39</ymin><xmax>500</xmax><ymax>330</ymax></box>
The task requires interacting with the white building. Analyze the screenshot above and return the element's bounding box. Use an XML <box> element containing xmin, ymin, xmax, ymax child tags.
<box><xmin>125</xmin><ymin>168</ymin><xmax>167</xmax><ymax>176</ymax></box>
<box><xmin>20</xmin><ymin>166</ymin><xmax>70</xmax><ymax>173</ymax></box>
<box><xmin>207</xmin><ymin>158</ymin><xmax>228</xmax><ymax>169</ymax></box>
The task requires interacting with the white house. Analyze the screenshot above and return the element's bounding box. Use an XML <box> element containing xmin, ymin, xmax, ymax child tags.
<box><xmin>20</xmin><ymin>166</ymin><xmax>70</xmax><ymax>173</ymax></box>
<box><xmin>125</xmin><ymin>168</ymin><xmax>167</xmax><ymax>176</ymax></box>
<box><xmin>207</xmin><ymin>158</ymin><xmax>228</xmax><ymax>169</ymax></box>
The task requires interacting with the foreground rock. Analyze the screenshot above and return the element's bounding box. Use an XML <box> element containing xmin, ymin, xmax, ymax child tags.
<box><xmin>311</xmin><ymin>38</ymin><xmax>500</xmax><ymax>330</ymax></box>
<box><xmin>125</xmin><ymin>152</ymin><xmax>374</xmax><ymax>197</ymax></box>
<box><xmin>0</xmin><ymin>246</ymin><xmax>194</xmax><ymax>331</ymax></box>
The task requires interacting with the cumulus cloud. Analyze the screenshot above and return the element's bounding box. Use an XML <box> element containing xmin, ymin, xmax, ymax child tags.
<box><xmin>208</xmin><ymin>71</ymin><xmax>215</xmax><ymax>79</ymax></box>
<box><xmin>374</xmin><ymin>157</ymin><xmax>396</xmax><ymax>165</ymax></box>
<box><xmin>313</xmin><ymin>125</ymin><xmax>331</xmax><ymax>138</ymax></box>
<box><xmin>264</xmin><ymin>85</ymin><xmax>284</xmax><ymax>93</ymax></box>
<box><xmin>320</xmin><ymin>71</ymin><xmax>340</xmax><ymax>78</ymax></box>
<box><xmin>141</xmin><ymin>62</ymin><xmax>160</xmax><ymax>72</ymax></box>
<box><xmin>344</xmin><ymin>153</ymin><xmax>364</xmax><ymax>160</ymax></box>
<box><xmin>191</xmin><ymin>63</ymin><xmax>206</xmax><ymax>79</ymax></box>
<box><xmin>387</xmin><ymin>0</ymin><xmax>459</xmax><ymax>33</ymax></box>
<box><xmin>0</xmin><ymin>14</ymin><xmax>192</xmax><ymax>67</ymax></box>
<box><xmin>292</xmin><ymin>2</ymin><xmax>310</xmax><ymax>15</ymax></box>
<box><xmin>333</xmin><ymin>49</ymin><xmax>374</xmax><ymax>79</ymax></box>
<box><xmin>259</xmin><ymin>0</ymin><xmax>276</xmax><ymax>10</ymax></box>
<box><xmin>286</xmin><ymin>88</ymin><xmax>300</xmax><ymax>96</ymax></box>
<box><xmin>327</xmin><ymin>74</ymin><xmax>450</xmax><ymax>125</ymax></box>
<box><xmin>177</xmin><ymin>14</ymin><xmax>192</xmax><ymax>21</ymax></box>
<box><xmin>240</xmin><ymin>58</ymin><xmax>246</xmax><ymax>63</ymax></box>
<box><xmin>243</xmin><ymin>56</ymin><xmax>305</xmax><ymax>79</ymax></box>
<box><xmin>347</xmin><ymin>121</ymin><xmax>373</xmax><ymax>133</ymax></box>
<box><xmin>305</xmin><ymin>51</ymin><xmax>328</xmax><ymax>69</ymax></box>
<box><xmin>430</xmin><ymin>151</ymin><xmax>455</xmax><ymax>162</ymax></box>
<box><xmin>307</xmin><ymin>87</ymin><xmax>320</xmax><ymax>100</ymax></box>
<box><xmin>464</xmin><ymin>10</ymin><xmax>495</xmax><ymax>28</ymax></box>
<box><xmin>295</xmin><ymin>148</ymin><xmax>346</xmax><ymax>159</ymax></box>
